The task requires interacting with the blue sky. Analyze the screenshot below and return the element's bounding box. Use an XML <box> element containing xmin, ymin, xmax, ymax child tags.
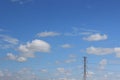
<box><xmin>0</xmin><ymin>0</ymin><xmax>120</xmax><ymax>80</ymax></box>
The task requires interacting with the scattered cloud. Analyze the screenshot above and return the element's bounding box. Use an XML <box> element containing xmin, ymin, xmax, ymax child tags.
<box><xmin>17</xmin><ymin>57</ymin><xmax>27</xmax><ymax>62</ymax></box>
<box><xmin>80</xmin><ymin>28</ymin><xmax>99</xmax><ymax>33</ymax></box>
<box><xmin>0</xmin><ymin>35</ymin><xmax>19</xmax><ymax>45</ymax></box>
<box><xmin>69</xmin><ymin>54</ymin><xmax>76</xmax><ymax>58</ymax></box>
<box><xmin>99</xmin><ymin>59</ymin><xmax>107</xmax><ymax>70</ymax></box>
<box><xmin>85</xmin><ymin>46</ymin><xmax>120</xmax><ymax>58</ymax></box>
<box><xmin>57</xmin><ymin>68</ymin><xmax>65</xmax><ymax>74</ymax></box>
<box><xmin>56</xmin><ymin>68</ymin><xmax>71</xmax><ymax>76</ymax></box>
<box><xmin>7</xmin><ymin>39</ymin><xmax>51</xmax><ymax>62</ymax></box>
<box><xmin>7</xmin><ymin>53</ymin><xmax>17</xmax><ymax>60</ymax></box>
<box><xmin>7</xmin><ymin>53</ymin><xmax>27</xmax><ymax>62</ymax></box>
<box><xmin>83</xmin><ymin>33</ymin><xmax>107</xmax><ymax>41</ymax></box>
<box><xmin>10</xmin><ymin>0</ymin><xmax>33</xmax><ymax>4</ymax></box>
<box><xmin>61</xmin><ymin>44</ymin><xmax>72</xmax><ymax>48</ymax></box>
<box><xmin>64</xmin><ymin>27</ymin><xmax>81</xmax><ymax>36</ymax></box>
<box><xmin>0</xmin><ymin>34</ymin><xmax>19</xmax><ymax>49</ymax></box>
<box><xmin>65</xmin><ymin>59</ymin><xmax>76</xmax><ymax>63</ymax></box>
<box><xmin>114</xmin><ymin>48</ymin><xmax>120</xmax><ymax>58</ymax></box>
<box><xmin>86</xmin><ymin>46</ymin><xmax>114</xmax><ymax>55</ymax></box>
<box><xmin>40</xmin><ymin>69</ymin><xmax>48</xmax><ymax>73</ymax></box>
<box><xmin>64</xmin><ymin>27</ymin><xmax>98</xmax><ymax>36</ymax></box>
<box><xmin>87</xmin><ymin>71</ymin><xmax>95</xmax><ymax>77</ymax></box>
<box><xmin>0</xmin><ymin>68</ymin><xmax>39</xmax><ymax>80</ymax></box>
<box><xmin>37</xmin><ymin>31</ymin><xmax>60</xmax><ymax>37</ymax></box>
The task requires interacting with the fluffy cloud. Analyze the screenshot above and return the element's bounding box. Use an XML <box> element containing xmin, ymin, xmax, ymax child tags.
<box><xmin>37</xmin><ymin>31</ymin><xmax>60</xmax><ymax>37</ymax></box>
<box><xmin>61</xmin><ymin>44</ymin><xmax>72</xmax><ymax>48</ymax></box>
<box><xmin>7</xmin><ymin>39</ymin><xmax>51</xmax><ymax>62</ymax></box>
<box><xmin>18</xmin><ymin>39</ymin><xmax>50</xmax><ymax>58</ymax></box>
<box><xmin>7</xmin><ymin>53</ymin><xmax>27</xmax><ymax>62</ymax></box>
<box><xmin>83</xmin><ymin>33</ymin><xmax>107</xmax><ymax>41</ymax></box>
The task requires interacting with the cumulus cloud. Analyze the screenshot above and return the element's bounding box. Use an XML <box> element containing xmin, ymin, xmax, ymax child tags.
<box><xmin>7</xmin><ymin>39</ymin><xmax>51</xmax><ymax>62</ymax></box>
<box><xmin>18</xmin><ymin>39</ymin><xmax>50</xmax><ymax>58</ymax></box>
<box><xmin>7</xmin><ymin>53</ymin><xmax>27</xmax><ymax>62</ymax></box>
<box><xmin>83</xmin><ymin>33</ymin><xmax>107</xmax><ymax>41</ymax></box>
<box><xmin>37</xmin><ymin>31</ymin><xmax>60</xmax><ymax>37</ymax></box>
<box><xmin>61</xmin><ymin>44</ymin><xmax>72</xmax><ymax>48</ymax></box>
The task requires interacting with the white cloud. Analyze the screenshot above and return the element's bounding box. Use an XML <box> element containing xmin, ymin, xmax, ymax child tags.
<box><xmin>11</xmin><ymin>0</ymin><xmax>33</xmax><ymax>4</ymax></box>
<box><xmin>40</xmin><ymin>69</ymin><xmax>48</xmax><ymax>73</ymax></box>
<box><xmin>86</xmin><ymin>46</ymin><xmax>114</xmax><ymax>55</ymax></box>
<box><xmin>87</xmin><ymin>71</ymin><xmax>95</xmax><ymax>77</ymax></box>
<box><xmin>61</xmin><ymin>44</ymin><xmax>72</xmax><ymax>48</ymax></box>
<box><xmin>0</xmin><ymin>68</ymin><xmax>39</xmax><ymax>80</ymax></box>
<box><xmin>37</xmin><ymin>31</ymin><xmax>60</xmax><ymax>37</ymax></box>
<box><xmin>6</xmin><ymin>39</ymin><xmax>51</xmax><ymax>62</ymax></box>
<box><xmin>7</xmin><ymin>53</ymin><xmax>17</xmax><ymax>60</ymax></box>
<box><xmin>99</xmin><ymin>59</ymin><xmax>107</xmax><ymax>70</ymax></box>
<box><xmin>7</xmin><ymin>53</ymin><xmax>27</xmax><ymax>62</ymax></box>
<box><xmin>83</xmin><ymin>33</ymin><xmax>107</xmax><ymax>41</ymax></box>
<box><xmin>18</xmin><ymin>39</ymin><xmax>50</xmax><ymax>58</ymax></box>
<box><xmin>69</xmin><ymin>54</ymin><xmax>76</xmax><ymax>58</ymax></box>
<box><xmin>0</xmin><ymin>35</ymin><xmax>19</xmax><ymax>45</ymax></box>
<box><xmin>114</xmin><ymin>48</ymin><xmax>120</xmax><ymax>58</ymax></box>
<box><xmin>17</xmin><ymin>57</ymin><xmax>27</xmax><ymax>62</ymax></box>
<box><xmin>56</xmin><ymin>68</ymin><xmax>71</xmax><ymax>76</ymax></box>
<box><xmin>57</xmin><ymin>68</ymin><xmax>65</xmax><ymax>73</ymax></box>
<box><xmin>85</xmin><ymin>46</ymin><xmax>120</xmax><ymax>58</ymax></box>
<box><xmin>65</xmin><ymin>59</ymin><xmax>76</xmax><ymax>63</ymax></box>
